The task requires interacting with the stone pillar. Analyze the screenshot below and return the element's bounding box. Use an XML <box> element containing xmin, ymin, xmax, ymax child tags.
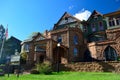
<box><xmin>49</xmin><ymin>40</ymin><xmax>53</xmax><ymax>62</ymax></box>
<box><xmin>88</xmin><ymin>42</ymin><xmax>97</xmax><ymax>59</ymax></box>
<box><xmin>105</xmin><ymin>17</ymin><xmax>109</xmax><ymax>28</ymax></box>
<box><xmin>46</xmin><ymin>40</ymin><xmax>53</xmax><ymax>63</ymax></box>
<box><xmin>113</xmin><ymin>18</ymin><xmax>117</xmax><ymax>26</ymax></box>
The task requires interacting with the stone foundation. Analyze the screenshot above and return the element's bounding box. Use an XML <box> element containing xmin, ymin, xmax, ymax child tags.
<box><xmin>57</xmin><ymin>61</ymin><xmax>120</xmax><ymax>72</ymax></box>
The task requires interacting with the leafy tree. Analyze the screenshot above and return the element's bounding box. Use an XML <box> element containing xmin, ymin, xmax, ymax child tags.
<box><xmin>0</xmin><ymin>25</ymin><xmax>5</xmax><ymax>41</ymax></box>
<box><xmin>20</xmin><ymin>51</ymin><xmax>27</xmax><ymax>60</ymax></box>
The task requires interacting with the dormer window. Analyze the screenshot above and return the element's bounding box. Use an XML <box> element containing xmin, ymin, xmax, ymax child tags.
<box><xmin>65</xmin><ymin>17</ymin><xmax>68</xmax><ymax>20</ymax></box>
<box><xmin>65</xmin><ymin>17</ymin><xmax>68</xmax><ymax>23</ymax></box>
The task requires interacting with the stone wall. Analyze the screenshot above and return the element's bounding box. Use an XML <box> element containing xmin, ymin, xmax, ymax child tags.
<box><xmin>68</xmin><ymin>28</ymin><xmax>85</xmax><ymax>62</ymax></box>
<box><xmin>58</xmin><ymin>62</ymin><xmax>120</xmax><ymax>72</ymax></box>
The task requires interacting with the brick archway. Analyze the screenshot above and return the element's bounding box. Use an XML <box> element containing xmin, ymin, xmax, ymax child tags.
<box><xmin>103</xmin><ymin>46</ymin><xmax>118</xmax><ymax>61</ymax></box>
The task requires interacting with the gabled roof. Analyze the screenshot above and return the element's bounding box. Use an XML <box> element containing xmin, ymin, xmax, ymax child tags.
<box><xmin>7</xmin><ymin>36</ymin><xmax>21</xmax><ymax>43</ymax></box>
<box><xmin>21</xmin><ymin>32</ymin><xmax>46</xmax><ymax>44</ymax></box>
<box><xmin>53</xmin><ymin>12</ymin><xmax>81</xmax><ymax>30</ymax></box>
<box><xmin>87</xmin><ymin>10</ymin><xmax>103</xmax><ymax>21</ymax></box>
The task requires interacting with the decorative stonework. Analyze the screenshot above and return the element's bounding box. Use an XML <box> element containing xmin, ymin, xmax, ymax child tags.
<box><xmin>89</xmin><ymin>28</ymin><xmax>120</xmax><ymax>60</ymax></box>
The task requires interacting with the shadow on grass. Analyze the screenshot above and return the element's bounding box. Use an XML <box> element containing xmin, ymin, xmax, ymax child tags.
<box><xmin>97</xmin><ymin>62</ymin><xmax>115</xmax><ymax>72</ymax></box>
<box><xmin>52</xmin><ymin>64</ymin><xmax>72</xmax><ymax>72</ymax></box>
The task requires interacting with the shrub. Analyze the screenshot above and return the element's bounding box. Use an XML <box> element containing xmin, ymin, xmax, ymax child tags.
<box><xmin>0</xmin><ymin>69</ymin><xmax>2</xmax><ymax>72</ymax></box>
<box><xmin>30</xmin><ymin>69</ymin><xmax>39</xmax><ymax>74</ymax></box>
<box><xmin>0</xmin><ymin>69</ymin><xmax>4</xmax><ymax>76</ymax></box>
<box><xmin>20</xmin><ymin>51</ymin><xmax>27</xmax><ymax>60</ymax></box>
<box><xmin>36</xmin><ymin>63</ymin><xmax>53</xmax><ymax>75</ymax></box>
<box><xmin>117</xmin><ymin>57</ymin><xmax>120</xmax><ymax>61</ymax></box>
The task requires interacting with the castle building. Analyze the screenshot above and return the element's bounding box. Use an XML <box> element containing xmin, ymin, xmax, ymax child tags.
<box><xmin>21</xmin><ymin>10</ymin><xmax>120</xmax><ymax>65</ymax></box>
<box><xmin>21</xmin><ymin>12</ymin><xmax>85</xmax><ymax>65</ymax></box>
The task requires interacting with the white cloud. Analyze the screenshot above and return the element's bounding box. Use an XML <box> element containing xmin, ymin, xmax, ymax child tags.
<box><xmin>68</xmin><ymin>5</ymin><xmax>74</xmax><ymax>10</ymax></box>
<box><xmin>74</xmin><ymin>8</ymin><xmax>91</xmax><ymax>21</ymax></box>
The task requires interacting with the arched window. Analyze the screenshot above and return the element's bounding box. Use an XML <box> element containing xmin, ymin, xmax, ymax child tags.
<box><xmin>73</xmin><ymin>35</ymin><xmax>78</xmax><ymax>45</ymax></box>
<box><xmin>73</xmin><ymin>48</ymin><xmax>78</xmax><ymax>56</ymax></box>
<box><xmin>104</xmin><ymin>46</ymin><xmax>118</xmax><ymax>61</ymax></box>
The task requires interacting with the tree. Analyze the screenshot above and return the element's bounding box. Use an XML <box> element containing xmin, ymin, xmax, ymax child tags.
<box><xmin>0</xmin><ymin>25</ymin><xmax>5</xmax><ymax>43</ymax></box>
<box><xmin>0</xmin><ymin>25</ymin><xmax>5</xmax><ymax>64</ymax></box>
<box><xmin>20</xmin><ymin>51</ymin><xmax>27</xmax><ymax>60</ymax></box>
<box><xmin>0</xmin><ymin>25</ymin><xmax>5</xmax><ymax>39</ymax></box>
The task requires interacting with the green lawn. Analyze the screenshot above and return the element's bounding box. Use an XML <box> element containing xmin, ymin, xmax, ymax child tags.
<box><xmin>0</xmin><ymin>72</ymin><xmax>120</xmax><ymax>80</ymax></box>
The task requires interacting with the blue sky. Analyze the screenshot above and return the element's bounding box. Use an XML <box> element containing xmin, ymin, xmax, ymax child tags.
<box><xmin>0</xmin><ymin>0</ymin><xmax>120</xmax><ymax>41</ymax></box>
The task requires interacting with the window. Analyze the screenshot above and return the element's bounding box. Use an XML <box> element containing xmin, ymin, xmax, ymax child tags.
<box><xmin>24</xmin><ymin>44</ymin><xmax>30</xmax><ymax>52</ymax></box>
<box><xmin>73</xmin><ymin>48</ymin><xmax>78</xmax><ymax>56</ymax></box>
<box><xmin>65</xmin><ymin>17</ymin><xmax>68</xmax><ymax>23</ymax></box>
<box><xmin>99</xmin><ymin>22</ymin><xmax>104</xmax><ymax>30</ymax></box>
<box><xmin>104</xmin><ymin>46</ymin><xmax>118</xmax><ymax>61</ymax></box>
<box><xmin>91</xmin><ymin>23</ymin><xmax>96</xmax><ymax>32</ymax></box>
<box><xmin>109</xmin><ymin>18</ymin><xmax>115</xmax><ymax>27</ymax></box>
<box><xmin>73</xmin><ymin>35</ymin><xmax>78</xmax><ymax>45</ymax></box>
<box><xmin>65</xmin><ymin>17</ymin><xmax>68</xmax><ymax>20</ymax></box>
<box><xmin>57</xmin><ymin>36</ymin><xmax>62</xmax><ymax>43</ymax></box>
<box><xmin>94</xmin><ymin>16</ymin><xmax>98</xmax><ymax>21</ymax></box>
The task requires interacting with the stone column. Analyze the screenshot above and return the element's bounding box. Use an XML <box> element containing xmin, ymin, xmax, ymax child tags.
<box><xmin>46</xmin><ymin>40</ymin><xmax>53</xmax><ymax>63</ymax></box>
<box><xmin>105</xmin><ymin>17</ymin><xmax>109</xmax><ymax>28</ymax></box>
<box><xmin>113</xmin><ymin>18</ymin><xmax>117</xmax><ymax>26</ymax></box>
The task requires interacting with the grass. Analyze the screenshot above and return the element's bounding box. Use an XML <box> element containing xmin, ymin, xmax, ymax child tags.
<box><xmin>0</xmin><ymin>72</ymin><xmax>120</xmax><ymax>80</ymax></box>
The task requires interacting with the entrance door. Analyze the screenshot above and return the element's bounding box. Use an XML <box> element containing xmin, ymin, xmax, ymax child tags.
<box><xmin>84</xmin><ymin>49</ymin><xmax>92</xmax><ymax>62</ymax></box>
<box><xmin>53</xmin><ymin>47</ymin><xmax>65</xmax><ymax>63</ymax></box>
<box><xmin>39</xmin><ymin>55</ymin><xmax>44</xmax><ymax>63</ymax></box>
